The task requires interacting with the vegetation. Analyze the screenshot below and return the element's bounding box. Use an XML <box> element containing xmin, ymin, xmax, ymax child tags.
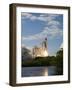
<box><xmin>55</xmin><ymin>48</ymin><xmax>63</xmax><ymax>75</ymax></box>
<box><xmin>22</xmin><ymin>48</ymin><xmax>63</xmax><ymax>75</ymax></box>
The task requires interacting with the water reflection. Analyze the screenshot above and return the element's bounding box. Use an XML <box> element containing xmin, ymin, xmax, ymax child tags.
<box><xmin>43</xmin><ymin>67</ymin><xmax>48</xmax><ymax>76</ymax></box>
<box><xmin>22</xmin><ymin>66</ymin><xmax>56</xmax><ymax>77</ymax></box>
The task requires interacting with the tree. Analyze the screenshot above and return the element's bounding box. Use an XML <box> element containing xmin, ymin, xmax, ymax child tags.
<box><xmin>56</xmin><ymin>48</ymin><xmax>63</xmax><ymax>75</ymax></box>
<box><xmin>56</xmin><ymin>48</ymin><xmax>63</xmax><ymax>57</ymax></box>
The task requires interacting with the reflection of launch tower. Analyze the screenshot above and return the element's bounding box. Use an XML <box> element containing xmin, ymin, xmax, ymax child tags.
<box><xmin>32</xmin><ymin>38</ymin><xmax>48</xmax><ymax>58</ymax></box>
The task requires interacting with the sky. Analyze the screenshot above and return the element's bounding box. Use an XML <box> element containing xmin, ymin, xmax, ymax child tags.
<box><xmin>21</xmin><ymin>12</ymin><xmax>63</xmax><ymax>56</ymax></box>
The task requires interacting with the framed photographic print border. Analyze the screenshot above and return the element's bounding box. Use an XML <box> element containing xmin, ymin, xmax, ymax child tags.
<box><xmin>9</xmin><ymin>3</ymin><xmax>70</xmax><ymax>86</ymax></box>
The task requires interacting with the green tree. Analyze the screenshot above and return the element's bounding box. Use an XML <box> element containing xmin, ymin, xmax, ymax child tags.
<box><xmin>56</xmin><ymin>48</ymin><xmax>63</xmax><ymax>75</ymax></box>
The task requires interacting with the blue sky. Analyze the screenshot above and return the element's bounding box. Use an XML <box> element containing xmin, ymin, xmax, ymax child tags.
<box><xmin>21</xmin><ymin>12</ymin><xmax>63</xmax><ymax>56</ymax></box>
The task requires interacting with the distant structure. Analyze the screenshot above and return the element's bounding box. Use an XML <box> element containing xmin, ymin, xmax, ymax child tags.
<box><xmin>32</xmin><ymin>38</ymin><xmax>48</xmax><ymax>58</ymax></box>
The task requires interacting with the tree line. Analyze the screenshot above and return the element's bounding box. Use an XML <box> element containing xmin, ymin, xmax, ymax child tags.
<box><xmin>22</xmin><ymin>48</ymin><xmax>63</xmax><ymax>75</ymax></box>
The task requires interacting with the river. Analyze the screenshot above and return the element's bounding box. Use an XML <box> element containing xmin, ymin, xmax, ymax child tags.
<box><xmin>22</xmin><ymin>66</ymin><xmax>56</xmax><ymax>77</ymax></box>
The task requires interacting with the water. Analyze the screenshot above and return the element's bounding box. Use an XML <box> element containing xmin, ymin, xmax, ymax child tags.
<box><xmin>22</xmin><ymin>66</ymin><xmax>56</xmax><ymax>77</ymax></box>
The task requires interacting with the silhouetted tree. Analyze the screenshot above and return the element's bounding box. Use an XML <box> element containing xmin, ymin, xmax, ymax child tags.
<box><xmin>56</xmin><ymin>48</ymin><xmax>63</xmax><ymax>75</ymax></box>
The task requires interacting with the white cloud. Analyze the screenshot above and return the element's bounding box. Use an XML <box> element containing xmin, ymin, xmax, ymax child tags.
<box><xmin>38</xmin><ymin>16</ymin><xmax>47</xmax><ymax>21</ymax></box>
<box><xmin>48</xmin><ymin>20</ymin><xmax>60</xmax><ymax>26</ymax></box>
<box><xmin>21</xmin><ymin>13</ymin><xmax>32</xmax><ymax>18</ymax></box>
<box><xmin>21</xmin><ymin>44</ymin><xmax>32</xmax><ymax>50</ymax></box>
<box><xmin>21</xmin><ymin>13</ymin><xmax>60</xmax><ymax>22</ymax></box>
<box><xmin>30</xmin><ymin>16</ymin><xmax>37</xmax><ymax>21</ymax></box>
<box><xmin>60</xmin><ymin>43</ymin><xmax>63</xmax><ymax>48</ymax></box>
<box><xmin>40</xmin><ymin>14</ymin><xmax>46</xmax><ymax>17</ymax></box>
<box><xmin>21</xmin><ymin>44</ymin><xmax>25</xmax><ymax>47</ymax></box>
<box><xmin>21</xmin><ymin>13</ymin><xmax>62</xmax><ymax>41</ymax></box>
<box><xmin>22</xmin><ymin>26</ymin><xmax>62</xmax><ymax>41</ymax></box>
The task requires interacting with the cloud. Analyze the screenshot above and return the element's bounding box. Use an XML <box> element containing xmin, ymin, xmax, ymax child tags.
<box><xmin>30</xmin><ymin>16</ymin><xmax>37</xmax><ymax>21</ymax></box>
<box><xmin>48</xmin><ymin>20</ymin><xmax>60</xmax><ymax>26</ymax></box>
<box><xmin>60</xmin><ymin>43</ymin><xmax>63</xmax><ymax>48</ymax></box>
<box><xmin>21</xmin><ymin>13</ymin><xmax>32</xmax><ymax>18</ymax></box>
<box><xmin>21</xmin><ymin>44</ymin><xmax>32</xmax><ymax>50</ymax></box>
<box><xmin>21</xmin><ymin>13</ymin><xmax>60</xmax><ymax>22</ymax></box>
<box><xmin>21</xmin><ymin>13</ymin><xmax>63</xmax><ymax>41</ymax></box>
<box><xmin>22</xmin><ymin>26</ymin><xmax>62</xmax><ymax>41</ymax></box>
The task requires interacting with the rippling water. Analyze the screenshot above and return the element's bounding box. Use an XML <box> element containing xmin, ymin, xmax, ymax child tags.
<box><xmin>21</xmin><ymin>66</ymin><xmax>56</xmax><ymax>77</ymax></box>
